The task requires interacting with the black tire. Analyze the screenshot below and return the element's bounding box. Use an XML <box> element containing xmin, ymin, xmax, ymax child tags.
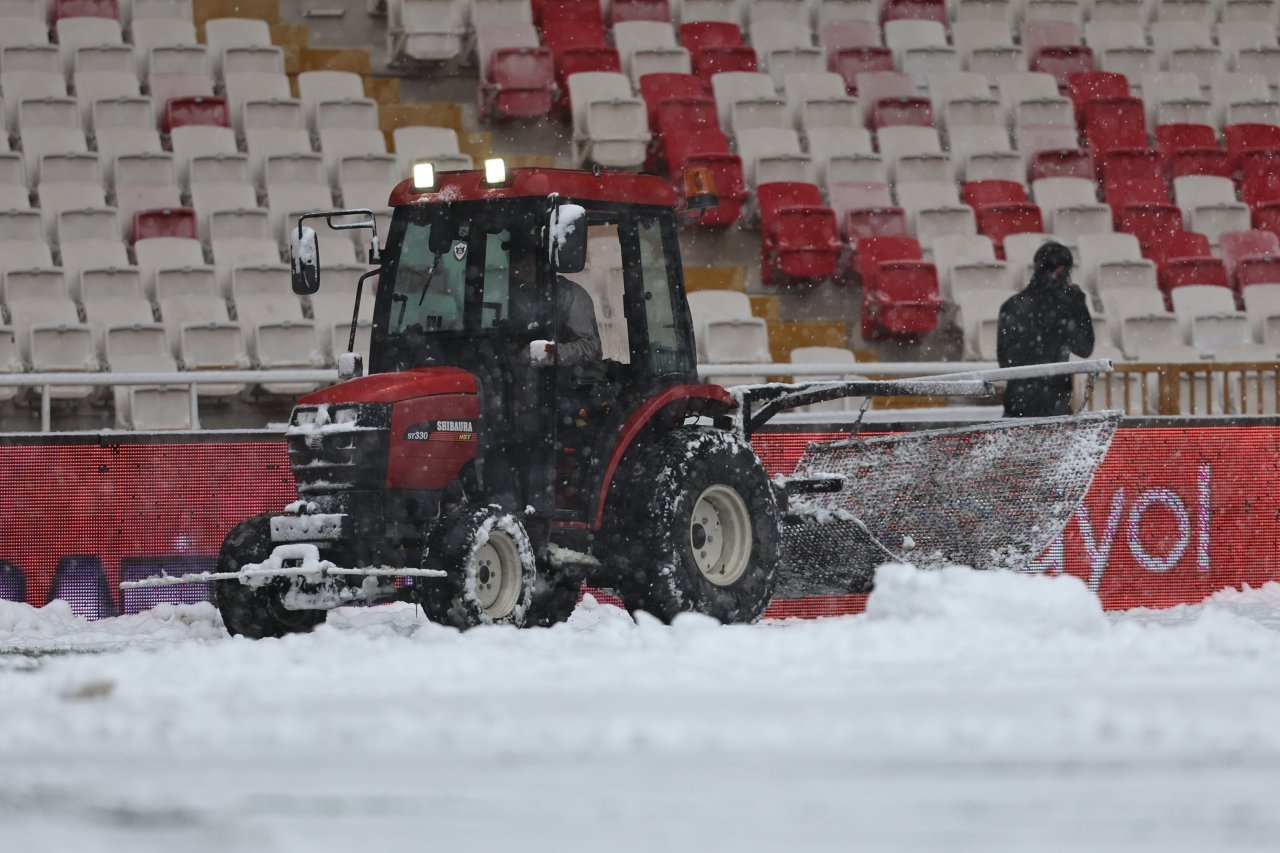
<box><xmin>612</xmin><ymin>428</ymin><xmax>782</xmax><ymax>624</ymax></box>
<box><xmin>417</xmin><ymin>504</ymin><xmax>575</xmax><ymax>629</ymax></box>
<box><xmin>214</xmin><ymin>515</ymin><xmax>327</xmax><ymax>639</ymax></box>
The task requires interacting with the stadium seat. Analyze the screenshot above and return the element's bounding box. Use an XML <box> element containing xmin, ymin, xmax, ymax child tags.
<box><xmin>963</xmin><ymin>180</ymin><xmax>1028</xmax><ymax>210</ymax></box>
<box><xmin>476</xmin><ymin>25</ymin><xmax>554</xmax><ymax>120</ymax></box>
<box><xmin>954</xmin><ymin>21</ymin><xmax>1025</xmax><ymax>83</ymax></box>
<box><xmin>614</xmin><ymin>21</ymin><xmax>690</xmax><ymax>84</ymax></box>
<box><xmin>976</xmin><ymin>202</ymin><xmax>1045</xmax><ymax>258</ymax></box>
<box><xmin>927</xmin><ymin>71</ymin><xmax>1003</xmax><ymax>132</ymax></box>
<box><xmin>1243</xmin><ymin>283</ymin><xmax>1280</xmax><ymax>344</ymax></box>
<box><xmin>855</xmin><ymin>71</ymin><xmax>932</xmax><ymax>128</ymax></box>
<box><xmin>749</xmin><ymin>22</ymin><xmax>824</xmax><ymax>87</ymax></box>
<box><xmin>387</xmin><ymin>0</ymin><xmax>465</xmax><ymax>63</ymax></box>
<box><xmin>567</xmin><ymin>72</ymin><xmax>648</xmax><ymax>168</ymax></box>
<box><xmin>877</xmin><ymin>125</ymin><xmax>949</xmax><ymax>184</ymax></box>
<box><xmin>757</xmin><ymin>182</ymin><xmax>842</xmax><ymax>284</ymax></box>
<box><xmin>948</xmin><ymin>126</ymin><xmax>1025</xmax><ymax>184</ymax></box>
<box><xmin>857</xmin><ymin>235</ymin><xmax>942</xmax><ymax>339</ymax></box>
<box><xmin>830</xmin><ymin>180</ymin><xmax>906</xmax><ymax>243</ymax></box>
<box><xmin>997</xmin><ymin>72</ymin><xmax>1075</xmax><ymax>130</ymax></box>
<box><xmin>736</xmin><ymin>127</ymin><xmax>813</xmax><ymax>187</ymax></box>
<box><xmin>785</xmin><ymin>72</ymin><xmax>858</xmax><ymax>132</ymax></box>
<box><xmin>1083</xmin><ymin>97</ymin><xmax>1148</xmax><ymax>157</ymax></box>
<box><xmin>680</xmin><ymin>21</ymin><xmax>755</xmax><ymax>80</ymax></box>
<box><xmin>105</xmin><ymin>324</ymin><xmax>191</xmax><ymax>430</ymax></box>
<box><xmin>392</xmin><ymin>126</ymin><xmax>471</xmax><ymax>177</ymax></box>
<box><xmin>1142</xmin><ymin>72</ymin><xmax>1212</xmax><ymax>129</ymax></box>
<box><xmin>1078</xmin><ymin>232</ymin><xmax>1156</xmax><ymax>296</ymax></box>
<box><xmin>895</xmin><ymin>178</ymin><xmax>959</xmax><ymax>232</ymax></box>
<box><xmin>710</xmin><ymin>72</ymin><xmax>786</xmax><ymax>137</ymax></box>
<box><xmin>1161</xmin><ymin>258</ymin><xmax>1231</xmax><ymax>303</ymax></box>
<box><xmin>954</xmin><ymin>288</ymin><xmax>1009</xmax><ymax>359</ymax></box>
<box><xmin>1219</xmin><ymin>230</ymin><xmax>1280</xmax><ymax>293</ymax></box>
<box><xmin>884</xmin><ymin>19</ymin><xmax>958</xmax><ymax>86</ymax></box>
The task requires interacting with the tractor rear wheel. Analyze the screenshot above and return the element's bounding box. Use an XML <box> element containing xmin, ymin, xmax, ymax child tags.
<box><xmin>613</xmin><ymin>428</ymin><xmax>781</xmax><ymax>624</ymax></box>
<box><xmin>215</xmin><ymin>515</ymin><xmax>327</xmax><ymax>639</ymax></box>
<box><xmin>417</xmin><ymin>504</ymin><xmax>576</xmax><ymax>629</ymax></box>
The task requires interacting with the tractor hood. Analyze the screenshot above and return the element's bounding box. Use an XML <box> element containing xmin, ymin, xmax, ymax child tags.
<box><xmin>299</xmin><ymin>367</ymin><xmax>478</xmax><ymax>406</ymax></box>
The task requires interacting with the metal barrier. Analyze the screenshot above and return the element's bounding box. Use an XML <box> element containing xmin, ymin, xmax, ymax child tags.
<box><xmin>2</xmin><ymin>359</ymin><xmax>1276</xmax><ymax>431</ymax></box>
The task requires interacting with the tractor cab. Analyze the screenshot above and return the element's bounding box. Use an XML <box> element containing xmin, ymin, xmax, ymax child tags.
<box><xmin>290</xmin><ymin>165</ymin><xmax>724</xmax><ymax>527</ymax></box>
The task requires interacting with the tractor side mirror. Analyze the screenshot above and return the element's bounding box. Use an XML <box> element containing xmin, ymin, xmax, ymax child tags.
<box><xmin>549</xmin><ymin>203</ymin><xmax>587</xmax><ymax>274</ymax></box>
<box><xmin>289</xmin><ymin>225</ymin><xmax>320</xmax><ymax>295</ymax></box>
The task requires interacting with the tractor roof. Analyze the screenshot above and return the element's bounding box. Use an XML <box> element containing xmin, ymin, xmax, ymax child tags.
<box><xmin>389</xmin><ymin>167</ymin><xmax>678</xmax><ymax>209</ymax></box>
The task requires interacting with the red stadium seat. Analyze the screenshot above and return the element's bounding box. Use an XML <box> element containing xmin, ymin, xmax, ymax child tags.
<box><xmin>1224</xmin><ymin>123</ymin><xmax>1280</xmax><ymax>170</ymax></box>
<box><xmin>679</xmin><ymin>22</ymin><xmax>744</xmax><ymax>52</ymax></box>
<box><xmin>857</xmin><ymin>236</ymin><xmax>941</xmax><ymax>339</ymax></box>
<box><xmin>962</xmin><ymin>180</ymin><xmax>1028</xmax><ymax>209</ymax></box>
<box><xmin>1117</xmin><ymin>205</ymin><xmax>1184</xmax><ymax>254</ymax></box>
<box><xmin>831</xmin><ymin>47</ymin><xmax>895</xmax><ymax>94</ymax></box>
<box><xmin>976</xmin><ymin>203</ymin><xmax>1044</xmax><ymax>258</ymax></box>
<box><xmin>1099</xmin><ymin>148</ymin><xmax>1163</xmax><ymax>184</ymax></box>
<box><xmin>1031</xmin><ymin>46</ymin><xmax>1095</xmax><ymax>90</ymax></box>
<box><xmin>1252</xmin><ymin>204</ymin><xmax>1280</xmax><ymax>244</ymax></box>
<box><xmin>1236</xmin><ymin>255</ymin><xmax>1280</xmax><ymax>289</ymax></box>
<box><xmin>537</xmin><ymin>0</ymin><xmax>604</xmax><ymax>26</ymax></box>
<box><xmin>162</xmin><ymin>96</ymin><xmax>229</xmax><ymax>133</ymax></box>
<box><xmin>1240</xmin><ymin>151</ymin><xmax>1280</xmax><ymax>207</ymax></box>
<box><xmin>52</xmin><ymin>0</ymin><xmax>117</xmax><ymax>20</ymax></box>
<box><xmin>1219</xmin><ymin>230</ymin><xmax>1280</xmax><ymax>291</ymax></box>
<box><xmin>757</xmin><ymin>182</ymin><xmax>843</xmax><ymax>284</ymax></box>
<box><xmin>544</xmin><ymin>22</ymin><xmax>618</xmax><ymax>114</ymax></box>
<box><xmin>133</xmin><ymin>207</ymin><xmax>197</xmax><ymax>243</ymax></box>
<box><xmin>1168</xmin><ymin>147</ymin><xmax>1231</xmax><ymax>179</ymax></box>
<box><xmin>1028</xmin><ymin>148</ymin><xmax>1095</xmax><ymax>182</ymax></box>
<box><xmin>1083</xmin><ymin>97</ymin><xmax>1148</xmax><ymax>155</ymax></box>
<box><xmin>1068</xmin><ymin>71</ymin><xmax>1129</xmax><ymax>129</ymax></box>
<box><xmin>679</xmin><ymin>22</ymin><xmax>757</xmax><ymax>79</ymax></box>
<box><xmin>608</xmin><ymin>0</ymin><xmax>670</xmax><ymax>24</ymax></box>
<box><xmin>657</xmin><ymin>97</ymin><xmax>726</xmax><ymax>169</ymax></box>
<box><xmin>881</xmin><ymin>0</ymin><xmax>947</xmax><ymax>24</ymax></box>
<box><xmin>640</xmin><ymin>73</ymin><xmax>706</xmax><ymax>129</ymax></box>
<box><xmin>1159</xmin><ymin>256</ymin><xmax>1230</xmax><ymax>297</ymax></box>
<box><xmin>481</xmin><ymin>40</ymin><xmax>555</xmax><ymax>120</ymax></box>
<box><xmin>1143</xmin><ymin>227</ymin><xmax>1205</xmax><ymax>269</ymax></box>
<box><xmin>855</xmin><ymin>235</ymin><xmax>920</xmax><ymax>292</ymax></box>
<box><xmin>1105</xmin><ymin>178</ymin><xmax>1170</xmax><ymax>212</ymax></box>
<box><xmin>1156</xmin><ymin>123</ymin><xmax>1217</xmax><ymax>159</ymax></box>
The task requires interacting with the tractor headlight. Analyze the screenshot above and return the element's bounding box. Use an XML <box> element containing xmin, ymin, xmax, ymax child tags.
<box><xmin>413</xmin><ymin>162</ymin><xmax>435</xmax><ymax>190</ymax></box>
<box><xmin>483</xmin><ymin>157</ymin><xmax>506</xmax><ymax>185</ymax></box>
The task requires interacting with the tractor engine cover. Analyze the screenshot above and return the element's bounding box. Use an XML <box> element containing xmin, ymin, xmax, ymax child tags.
<box><xmin>297</xmin><ymin>366</ymin><xmax>481</xmax><ymax>492</ymax></box>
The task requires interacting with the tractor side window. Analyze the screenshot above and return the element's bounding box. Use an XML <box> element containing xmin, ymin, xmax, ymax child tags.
<box><xmin>387</xmin><ymin>219</ymin><xmax>466</xmax><ymax>334</ymax></box>
<box><xmin>582</xmin><ymin>223</ymin><xmax>629</xmax><ymax>364</ymax></box>
<box><xmin>636</xmin><ymin>216</ymin><xmax>689</xmax><ymax>376</ymax></box>
<box><xmin>481</xmin><ymin>231</ymin><xmax>510</xmax><ymax>328</ymax></box>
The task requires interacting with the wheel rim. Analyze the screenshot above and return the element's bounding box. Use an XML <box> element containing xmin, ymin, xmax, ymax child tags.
<box><xmin>689</xmin><ymin>484</ymin><xmax>753</xmax><ymax>587</ymax></box>
<box><xmin>472</xmin><ymin>530</ymin><xmax>523</xmax><ymax>619</ymax></box>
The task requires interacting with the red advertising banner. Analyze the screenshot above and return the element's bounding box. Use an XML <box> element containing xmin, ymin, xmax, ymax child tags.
<box><xmin>0</xmin><ymin>427</ymin><xmax>1276</xmax><ymax>618</ymax></box>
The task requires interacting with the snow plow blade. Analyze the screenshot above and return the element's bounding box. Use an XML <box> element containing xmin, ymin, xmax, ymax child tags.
<box><xmin>776</xmin><ymin>411</ymin><xmax>1120</xmax><ymax>595</ymax></box>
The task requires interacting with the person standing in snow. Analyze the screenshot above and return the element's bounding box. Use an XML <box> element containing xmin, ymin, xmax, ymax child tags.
<box><xmin>997</xmin><ymin>241</ymin><xmax>1095</xmax><ymax>417</ymax></box>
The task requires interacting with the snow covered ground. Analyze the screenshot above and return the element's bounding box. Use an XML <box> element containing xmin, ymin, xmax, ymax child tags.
<box><xmin>3</xmin><ymin>564</ymin><xmax>1280</xmax><ymax>853</ymax></box>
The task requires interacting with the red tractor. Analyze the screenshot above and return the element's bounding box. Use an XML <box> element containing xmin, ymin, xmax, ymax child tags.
<box><xmin>125</xmin><ymin>163</ymin><xmax>1118</xmax><ymax>638</ymax></box>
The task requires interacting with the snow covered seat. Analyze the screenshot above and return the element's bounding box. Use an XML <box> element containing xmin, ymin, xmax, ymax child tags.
<box><xmin>1077</xmin><ymin>232</ymin><xmax>1156</xmax><ymax>296</ymax></box>
<box><xmin>997</xmin><ymin>71</ymin><xmax>1074</xmax><ymax>130</ymax></box>
<box><xmin>318</xmin><ymin>127</ymin><xmax>387</xmax><ymax>186</ymax></box>
<box><xmin>709</xmin><ymin>71</ymin><xmax>785</xmax><ymax>138</ymax></box>
<box><xmin>231</xmin><ymin>263</ymin><xmax>324</xmax><ymax>395</ymax></box>
<box><xmin>114</xmin><ymin>152</ymin><xmax>182</xmax><ymax>242</ymax></box>
<box><xmin>1141</xmin><ymin>72</ymin><xmax>1212</xmax><ymax>129</ymax></box>
<box><xmin>103</xmin><ymin>323</ymin><xmax>186</xmax><ymax>429</ymax></box>
<box><xmin>82</xmin><ymin>268</ymin><xmax>155</xmax><ymax>348</ymax></box>
<box><xmin>393</xmin><ymin>125</ymin><xmax>473</xmax><ymax>177</ymax></box>
<box><xmin>808</xmin><ymin>126</ymin><xmax>882</xmax><ymax>185</ymax></box>
<box><xmin>748</xmin><ymin>21</ymin><xmax>824</xmax><ymax>87</ymax></box>
<box><xmin>338</xmin><ymin>153</ymin><xmax>399</xmax><ymax>211</ymax></box>
<box><xmin>948</xmin><ymin>126</ymin><xmax>1025</xmax><ymax>184</ymax></box>
<box><xmin>736</xmin><ymin>127</ymin><xmax>813</xmax><ymax>187</ymax></box>
<box><xmin>135</xmin><ymin>234</ymin><xmax>205</xmax><ymax>299</ymax></box>
<box><xmin>1172</xmin><ymin>175</ymin><xmax>1252</xmax><ymax>251</ymax></box>
<box><xmin>223</xmin><ymin>72</ymin><xmax>292</xmax><ymax>134</ymax></box>
<box><xmin>567</xmin><ymin>72</ymin><xmax>648</xmax><ymax>168</ymax></box>
<box><xmin>614</xmin><ymin>21</ymin><xmax>690</xmax><ymax>84</ymax></box>
<box><xmin>387</xmin><ymin>0</ymin><xmax>466</xmax><ymax>63</ymax></box>
<box><xmin>54</xmin><ymin>16</ymin><xmax>122</xmax><ymax>77</ymax></box>
<box><xmin>884</xmin><ymin>19</ymin><xmax>958</xmax><ymax>86</ymax></box>
<box><xmin>204</xmin><ymin>17</ymin><xmax>272</xmax><ymax>77</ymax></box>
<box><xmin>297</xmin><ymin>70</ymin><xmax>367</xmax><ymax>130</ymax></box>
<box><xmin>927</xmin><ymin>71</ymin><xmax>1003</xmax><ymax>133</ymax></box>
<box><xmin>877</xmin><ymin>125</ymin><xmax>950</xmax><ymax>185</ymax></box>
<box><xmin>1171</xmin><ymin>284</ymin><xmax>1239</xmax><ymax>339</ymax></box>
<box><xmin>190</xmin><ymin>164</ymin><xmax>258</xmax><ymax>244</ymax></box>
<box><xmin>783</xmin><ymin>71</ymin><xmax>857</xmax><ymax>134</ymax></box>
<box><xmin>954</xmin><ymin>288</ymin><xmax>1009</xmax><ymax>359</ymax></box>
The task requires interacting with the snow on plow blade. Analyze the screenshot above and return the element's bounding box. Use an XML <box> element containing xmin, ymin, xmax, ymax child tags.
<box><xmin>778</xmin><ymin>411</ymin><xmax>1120</xmax><ymax>595</ymax></box>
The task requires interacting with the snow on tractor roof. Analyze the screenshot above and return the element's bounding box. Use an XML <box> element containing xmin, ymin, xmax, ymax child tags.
<box><xmin>388</xmin><ymin>167</ymin><xmax>678</xmax><ymax>209</ymax></box>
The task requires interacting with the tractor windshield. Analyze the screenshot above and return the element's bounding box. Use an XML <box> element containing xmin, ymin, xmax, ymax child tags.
<box><xmin>372</xmin><ymin>200</ymin><xmax>544</xmax><ymax>373</ymax></box>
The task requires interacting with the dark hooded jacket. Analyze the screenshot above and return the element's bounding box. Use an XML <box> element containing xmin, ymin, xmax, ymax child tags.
<box><xmin>997</xmin><ymin>261</ymin><xmax>1094</xmax><ymax>417</ymax></box>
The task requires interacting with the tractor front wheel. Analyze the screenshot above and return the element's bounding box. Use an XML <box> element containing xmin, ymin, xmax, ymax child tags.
<box><xmin>215</xmin><ymin>515</ymin><xmax>327</xmax><ymax>639</ymax></box>
<box><xmin>418</xmin><ymin>504</ymin><xmax>576</xmax><ymax>629</ymax></box>
<box><xmin>614</xmin><ymin>428</ymin><xmax>781</xmax><ymax>624</ymax></box>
